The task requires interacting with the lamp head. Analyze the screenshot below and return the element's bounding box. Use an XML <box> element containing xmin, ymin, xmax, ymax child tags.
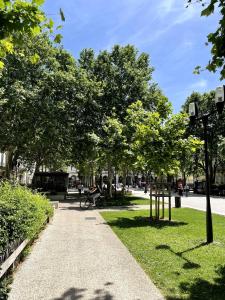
<box><xmin>189</xmin><ymin>102</ymin><xmax>197</xmax><ymax>125</ymax></box>
<box><xmin>215</xmin><ymin>86</ymin><xmax>225</xmax><ymax>114</ymax></box>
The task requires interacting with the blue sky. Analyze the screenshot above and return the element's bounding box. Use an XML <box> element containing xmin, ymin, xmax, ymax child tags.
<box><xmin>43</xmin><ymin>0</ymin><xmax>223</xmax><ymax>112</ymax></box>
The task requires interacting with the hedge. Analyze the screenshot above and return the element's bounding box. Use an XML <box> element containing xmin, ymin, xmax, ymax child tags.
<box><xmin>0</xmin><ymin>182</ymin><xmax>54</xmax><ymax>260</ymax></box>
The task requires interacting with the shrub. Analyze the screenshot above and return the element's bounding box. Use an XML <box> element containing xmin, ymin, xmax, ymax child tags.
<box><xmin>0</xmin><ymin>182</ymin><xmax>53</xmax><ymax>256</ymax></box>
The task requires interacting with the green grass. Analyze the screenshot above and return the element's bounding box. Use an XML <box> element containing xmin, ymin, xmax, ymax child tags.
<box><xmin>106</xmin><ymin>195</ymin><xmax>150</xmax><ymax>206</ymax></box>
<box><xmin>101</xmin><ymin>208</ymin><xmax>225</xmax><ymax>300</ymax></box>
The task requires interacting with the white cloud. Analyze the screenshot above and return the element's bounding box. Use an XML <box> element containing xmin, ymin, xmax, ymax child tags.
<box><xmin>159</xmin><ymin>0</ymin><xmax>177</xmax><ymax>15</ymax></box>
<box><xmin>190</xmin><ymin>79</ymin><xmax>208</xmax><ymax>89</ymax></box>
<box><xmin>174</xmin><ymin>5</ymin><xmax>199</xmax><ymax>25</ymax></box>
<box><xmin>107</xmin><ymin>0</ymin><xmax>150</xmax><ymax>36</ymax></box>
<box><xmin>128</xmin><ymin>2</ymin><xmax>200</xmax><ymax>47</ymax></box>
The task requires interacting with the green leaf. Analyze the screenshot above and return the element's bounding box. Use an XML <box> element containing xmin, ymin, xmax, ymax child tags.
<box><xmin>31</xmin><ymin>26</ymin><xmax>41</xmax><ymax>36</ymax></box>
<box><xmin>48</xmin><ymin>18</ymin><xmax>54</xmax><ymax>29</ymax></box>
<box><xmin>32</xmin><ymin>0</ymin><xmax>45</xmax><ymax>6</ymax></box>
<box><xmin>0</xmin><ymin>60</ymin><xmax>4</xmax><ymax>69</ymax></box>
<box><xmin>54</xmin><ymin>33</ymin><xmax>62</xmax><ymax>43</ymax></box>
<box><xmin>0</xmin><ymin>0</ymin><xmax>5</xmax><ymax>9</ymax></box>
<box><xmin>201</xmin><ymin>4</ymin><xmax>215</xmax><ymax>16</ymax></box>
<box><xmin>30</xmin><ymin>53</ymin><xmax>40</xmax><ymax>64</ymax></box>
<box><xmin>59</xmin><ymin>8</ymin><xmax>65</xmax><ymax>22</ymax></box>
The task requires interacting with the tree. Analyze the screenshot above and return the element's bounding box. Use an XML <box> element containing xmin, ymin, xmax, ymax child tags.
<box><xmin>126</xmin><ymin>100</ymin><xmax>201</xmax><ymax>178</ymax></box>
<box><xmin>77</xmin><ymin>45</ymin><xmax>173</xmax><ymax>193</ymax></box>
<box><xmin>0</xmin><ymin>33</ymin><xmax>101</xmax><ymax>178</ymax></box>
<box><xmin>187</xmin><ymin>0</ymin><xmax>225</xmax><ymax>79</ymax></box>
<box><xmin>0</xmin><ymin>0</ymin><xmax>64</xmax><ymax>68</ymax></box>
<box><xmin>78</xmin><ymin>45</ymin><xmax>155</xmax><ymax>121</ymax></box>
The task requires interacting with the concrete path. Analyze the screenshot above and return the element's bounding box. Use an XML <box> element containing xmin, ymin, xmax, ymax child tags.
<box><xmin>9</xmin><ymin>202</ymin><xmax>164</xmax><ymax>300</ymax></box>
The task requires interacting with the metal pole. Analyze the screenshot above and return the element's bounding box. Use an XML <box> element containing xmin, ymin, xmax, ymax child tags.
<box><xmin>168</xmin><ymin>184</ymin><xmax>171</xmax><ymax>221</ymax></box>
<box><xmin>150</xmin><ymin>181</ymin><xmax>153</xmax><ymax>220</ymax></box>
<box><xmin>202</xmin><ymin>115</ymin><xmax>213</xmax><ymax>244</ymax></box>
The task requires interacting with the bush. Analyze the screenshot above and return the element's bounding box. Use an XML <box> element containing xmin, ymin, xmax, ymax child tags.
<box><xmin>0</xmin><ymin>276</ymin><xmax>12</xmax><ymax>300</ymax></box>
<box><xmin>0</xmin><ymin>182</ymin><xmax>53</xmax><ymax>256</ymax></box>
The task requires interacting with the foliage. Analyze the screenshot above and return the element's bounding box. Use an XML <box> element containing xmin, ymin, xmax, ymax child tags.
<box><xmin>0</xmin><ymin>182</ymin><xmax>53</xmax><ymax>255</ymax></box>
<box><xmin>187</xmin><ymin>0</ymin><xmax>225</xmax><ymax>79</ymax></box>
<box><xmin>0</xmin><ymin>33</ymin><xmax>101</xmax><ymax>175</ymax></box>
<box><xmin>126</xmin><ymin>101</ymin><xmax>201</xmax><ymax>175</ymax></box>
<box><xmin>102</xmin><ymin>208</ymin><xmax>225</xmax><ymax>299</ymax></box>
<box><xmin>78</xmin><ymin>45</ymin><xmax>155</xmax><ymax>121</ymax></box>
<box><xmin>0</xmin><ymin>0</ymin><xmax>65</xmax><ymax>68</ymax></box>
<box><xmin>76</xmin><ymin>45</ymin><xmax>173</xmax><ymax>190</ymax></box>
<box><xmin>0</xmin><ymin>0</ymin><xmax>46</xmax><ymax>67</ymax></box>
<box><xmin>0</xmin><ymin>275</ymin><xmax>12</xmax><ymax>300</ymax></box>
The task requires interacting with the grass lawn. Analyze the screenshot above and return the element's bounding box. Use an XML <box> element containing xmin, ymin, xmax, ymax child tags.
<box><xmin>101</xmin><ymin>208</ymin><xmax>225</xmax><ymax>299</ymax></box>
<box><xmin>106</xmin><ymin>195</ymin><xmax>150</xmax><ymax>206</ymax></box>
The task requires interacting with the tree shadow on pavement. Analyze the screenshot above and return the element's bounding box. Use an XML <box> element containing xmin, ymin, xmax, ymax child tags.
<box><xmin>92</xmin><ymin>287</ymin><xmax>114</xmax><ymax>300</ymax></box>
<box><xmin>53</xmin><ymin>285</ymin><xmax>114</xmax><ymax>300</ymax></box>
<box><xmin>53</xmin><ymin>288</ymin><xmax>86</xmax><ymax>300</ymax></box>
<box><xmin>106</xmin><ymin>216</ymin><xmax>187</xmax><ymax>229</ymax></box>
<box><xmin>60</xmin><ymin>207</ymin><xmax>82</xmax><ymax>211</ymax></box>
<box><xmin>166</xmin><ymin>265</ymin><xmax>225</xmax><ymax>300</ymax></box>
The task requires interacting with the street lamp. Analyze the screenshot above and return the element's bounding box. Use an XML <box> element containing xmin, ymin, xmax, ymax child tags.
<box><xmin>189</xmin><ymin>86</ymin><xmax>225</xmax><ymax>244</ymax></box>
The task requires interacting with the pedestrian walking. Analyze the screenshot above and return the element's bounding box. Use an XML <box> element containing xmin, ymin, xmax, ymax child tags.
<box><xmin>77</xmin><ymin>183</ymin><xmax>83</xmax><ymax>196</ymax></box>
<box><xmin>184</xmin><ymin>184</ymin><xmax>189</xmax><ymax>197</ymax></box>
<box><xmin>178</xmin><ymin>183</ymin><xmax>183</xmax><ymax>196</ymax></box>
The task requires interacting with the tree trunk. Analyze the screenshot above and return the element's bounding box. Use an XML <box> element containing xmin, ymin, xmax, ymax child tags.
<box><xmin>5</xmin><ymin>149</ymin><xmax>14</xmax><ymax>179</ymax></box>
<box><xmin>108</xmin><ymin>163</ymin><xmax>113</xmax><ymax>199</ymax></box>
<box><xmin>122</xmin><ymin>169</ymin><xmax>127</xmax><ymax>197</ymax></box>
<box><xmin>182</xmin><ymin>172</ymin><xmax>186</xmax><ymax>186</ymax></box>
<box><xmin>90</xmin><ymin>161</ymin><xmax>95</xmax><ymax>186</ymax></box>
<box><xmin>209</xmin><ymin>161</ymin><xmax>216</xmax><ymax>186</ymax></box>
<box><xmin>31</xmin><ymin>162</ymin><xmax>42</xmax><ymax>185</ymax></box>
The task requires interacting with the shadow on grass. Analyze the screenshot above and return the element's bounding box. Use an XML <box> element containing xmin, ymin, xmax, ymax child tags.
<box><xmin>156</xmin><ymin>243</ymin><xmax>206</xmax><ymax>270</ymax></box>
<box><xmin>166</xmin><ymin>265</ymin><xmax>225</xmax><ymax>300</ymax></box>
<box><xmin>107</xmin><ymin>216</ymin><xmax>188</xmax><ymax>229</ymax></box>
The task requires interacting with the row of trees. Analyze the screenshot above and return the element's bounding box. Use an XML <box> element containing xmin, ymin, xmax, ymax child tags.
<box><xmin>0</xmin><ymin>31</ymin><xmax>201</xmax><ymax>196</ymax></box>
<box><xmin>0</xmin><ymin>0</ymin><xmax>224</xmax><ymax>197</ymax></box>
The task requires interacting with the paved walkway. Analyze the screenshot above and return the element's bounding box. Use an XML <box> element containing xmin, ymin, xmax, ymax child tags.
<box><xmin>9</xmin><ymin>201</ymin><xmax>163</xmax><ymax>300</ymax></box>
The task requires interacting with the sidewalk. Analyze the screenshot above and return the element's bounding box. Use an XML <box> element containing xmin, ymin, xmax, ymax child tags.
<box><xmin>8</xmin><ymin>201</ymin><xmax>164</xmax><ymax>300</ymax></box>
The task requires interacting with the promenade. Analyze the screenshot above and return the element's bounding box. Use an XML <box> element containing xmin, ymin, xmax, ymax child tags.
<box><xmin>8</xmin><ymin>200</ymin><xmax>163</xmax><ymax>300</ymax></box>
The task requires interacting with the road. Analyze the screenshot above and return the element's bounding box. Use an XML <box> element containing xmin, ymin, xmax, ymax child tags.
<box><xmin>132</xmin><ymin>190</ymin><xmax>225</xmax><ymax>216</ymax></box>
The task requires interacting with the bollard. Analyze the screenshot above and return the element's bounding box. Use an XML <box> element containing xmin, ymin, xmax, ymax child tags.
<box><xmin>175</xmin><ymin>196</ymin><xmax>181</xmax><ymax>208</ymax></box>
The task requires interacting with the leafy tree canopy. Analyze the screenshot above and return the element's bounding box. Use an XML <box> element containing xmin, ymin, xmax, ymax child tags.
<box><xmin>0</xmin><ymin>0</ymin><xmax>64</xmax><ymax>68</ymax></box>
<box><xmin>187</xmin><ymin>0</ymin><xmax>225</xmax><ymax>79</ymax></box>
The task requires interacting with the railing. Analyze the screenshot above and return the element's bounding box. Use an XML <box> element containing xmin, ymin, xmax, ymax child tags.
<box><xmin>0</xmin><ymin>239</ymin><xmax>23</xmax><ymax>265</ymax></box>
<box><xmin>0</xmin><ymin>239</ymin><xmax>29</xmax><ymax>279</ymax></box>
<box><xmin>0</xmin><ymin>214</ymin><xmax>53</xmax><ymax>279</ymax></box>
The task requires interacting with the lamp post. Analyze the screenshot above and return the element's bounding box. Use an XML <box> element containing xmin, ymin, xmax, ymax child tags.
<box><xmin>189</xmin><ymin>86</ymin><xmax>225</xmax><ymax>244</ymax></box>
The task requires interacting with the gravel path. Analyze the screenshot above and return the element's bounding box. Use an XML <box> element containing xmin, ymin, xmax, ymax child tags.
<box><xmin>8</xmin><ymin>201</ymin><xmax>164</xmax><ymax>300</ymax></box>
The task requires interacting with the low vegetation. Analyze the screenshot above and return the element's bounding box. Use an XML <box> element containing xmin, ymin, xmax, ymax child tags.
<box><xmin>0</xmin><ymin>182</ymin><xmax>53</xmax><ymax>299</ymax></box>
<box><xmin>0</xmin><ymin>182</ymin><xmax>53</xmax><ymax>254</ymax></box>
<box><xmin>101</xmin><ymin>208</ymin><xmax>225</xmax><ymax>299</ymax></box>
